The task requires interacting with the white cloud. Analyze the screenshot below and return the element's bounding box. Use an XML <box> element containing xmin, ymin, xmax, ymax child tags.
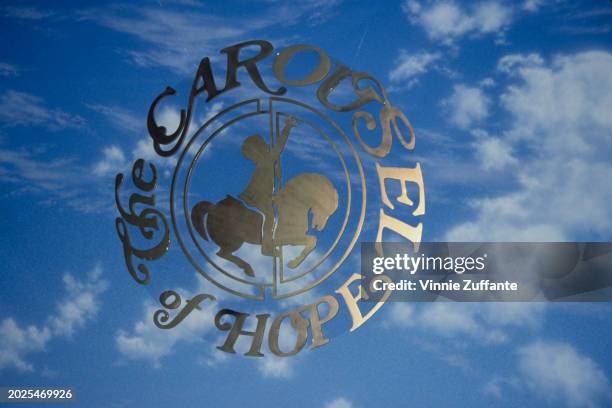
<box><xmin>422</xmin><ymin>303</ymin><xmax>503</xmax><ymax>341</ymax></box>
<box><xmin>497</xmin><ymin>52</ymin><xmax>544</xmax><ymax>74</ymax></box>
<box><xmin>76</xmin><ymin>7</ymin><xmax>243</xmax><ymax>73</ymax></box>
<box><xmin>387</xmin><ymin>301</ymin><xmax>414</xmax><ymax>323</ymax></box>
<box><xmin>48</xmin><ymin>266</ymin><xmax>109</xmax><ymax>337</ymax></box>
<box><xmin>404</xmin><ymin>1</ymin><xmax>513</xmax><ymax>44</ymax></box>
<box><xmin>387</xmin><ymin>302</ymin><xmax>546</xmax><ymax>373</ymax></box>
<box><xmin>136</xmin><ymin>105</ymin><xmax>183</xmax><ymax>162</ymax></box>
<box><xmin>324</xmin><ymin>397</ymin><xmax>354</xmax><ymax>408</ymax></box>
<box><xmin>0</xmin><ymin>62</ymin><xmax>19</xmax><ymax>77</ymax></box>
<box><xmin>522</xmin><ymin>0</ymin><xmax>546</xmax><ymax>12</ymax></box>
<box><xmin>115</xmin><ymin>296</ymin><xmax>218</xmax><ymax>368</ymax></box>
<box><xmin>447</xmin><ymin>51</ymin><xmax>612</xmax><ymax>241</ymax></box>
<box><xmin>271</xmin><ymin>0</ymin><xmax>343</xmax><ymax>26</ymax></box>
<box><xmin>0</xmin><ymin>319</ymin><xmax>51</xmax><ymax>372</ymax></box>
<box><xmin>473</xmin><ymin>2</ymin><xmax>512</xmax><ymax>33</ymax></box>
<box><xmin>389</xmin><ymin>50</ymin><xmax>441</xmax><ymax>85</ymax></box>
<box><xmin>197</xmin><ymin>338</ymin><xmax>229</xmax><ymax>367</ymax></box>
<box><xmin>479</xmin><ymin>77</ymin><xmax>495</xmax><ymax>87</ymax></box>
<box><xmin>482</xmin><ymin>378</ymin><xmax>503</xmax><ymax>398</ymax></box>
<box><xmin>0</xmin><ymin>146</ymin><xmax>111</xmax><ymax>213</ymax></box>
<box><xmin>204</xmin><ymin>101</ymin><xmax>224</xmax><ymax>122</ymax></box>
<box><xmin>131</xmin><ymin>139</ymin><xmax>157</xmax><ymax>162</ymax></box>
<box><xmin>253</xmin><ymin>308</ymin><xmax>311</xmax><ymax>378</ymax></box>
<box><xmin>116</xmin><ymin>268</ymin><xmax>308</xmax><ymax>375</ymax></box>
<box><xmin>86</xmin><ymin>103</ymin><xmax>143</xmax><ymax>134</ymax></box>
<box><xmin>443</xmin><ymin>84</ymin><xmax>490</xmax><ymax>128</ymax></box>
<box><xmin>501</xmin><ymin>52</ymin><xmax>612</xmax><ymax>134</ymax></box>
<box><xmin>91</xmin><ymin>105</ymin><xmax>180</xmax><ymax>178</ymax></box>
<box><xmin>0</xmin><ymin>5</ymin><xmax>54</xmax><ymax>20</ymax></box>
<box><xmin>388</xmin><ymin>302</ymin><xmax>544</xmax><ymax>345</ymax></box>
<box><xmin>258</xmin><ymin>356</ymin><xmax>294</xmax><ymax>379</ymax></box>
<box><xmin>472</xmin><ymin>130</ymin><xmax>517</xmax><ymax>171</ymax></box>
<box><xmin>92</xmin><ymin>102</ymin><xmax>220</xmax><ymax>179</ymax></box>
<box><xmin>518</xmin><ymin>340</ymin><xmax>611</xmax><ymax>407</ymax></box>
<box><xmin>0</xmin><ymin>90</ymin><xmax>86</xmax><ymax>131</ymax></box>
<box><xmin>78</xmin><ymin>2</ymin><xmax>343</xmax><ymax>73</ymax></box>
<box><xmin>0</xmin><ymin>147</ymin><xmax>78</xmax><ymax>188</ymax></box>
<box><xmin>409</xmin><ymin>2</ymin><xmax>473</xmax><ymax>41</ymax></box>
<box><xmin>93</xmin><ymin>145</ymin><xmax>127</xmax><ymax>177</ymax></box>
<box><xmin>402</xmin><ymin>0</ymin><xmax>422</xmax><ymax>15</ymax></box>
<box><xmin>0</xmin><ymin>264</ymin><xmax>108</xmax><ymax>372</ymax></box>
<box><xmin>155</xmin><ymin>106</ymin><xmax>183</xmax><ymax>133</ymax></box>
<box><xmin>115</xmin><ymin>275</ymin><xmax>221</xmax><ymax>367</ymax></box>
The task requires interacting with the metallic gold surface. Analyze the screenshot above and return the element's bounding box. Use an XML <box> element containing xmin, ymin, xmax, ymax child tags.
<box><xmin>190</xmin><ymin>116</ymin><xmax>339</xmax><ymax>277</ymax></box>
<box><xmin>115</xmin><ymin>40</ymin><xmax>425</xmax><ymax>358</ymax></box>
<box><xmin>154</xmin><ymin>291</ymin><xmax>215</xmax><ymax>329</ymax></box>
<box><xmin>171</xmin><ymin>97</ymin><xmax>367</xmax><ymax>299</ymax></box>
<box><xmin>115</xmin><ymin>159</ymin><xmax>170</xmax><ymax>284</ymax></box>
<box><xmin>273</xmin><ymin>44</ymin><xmax>332</xmax><ymax>86</ymax></box>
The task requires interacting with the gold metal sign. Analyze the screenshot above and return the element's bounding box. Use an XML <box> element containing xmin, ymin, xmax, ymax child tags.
<box><xmin>114</xmin><ymin>40</ymin><xmax>425</xmax><ymax>358</ymax></box>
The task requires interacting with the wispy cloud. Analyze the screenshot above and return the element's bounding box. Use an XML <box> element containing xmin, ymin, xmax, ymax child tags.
<box><xmin>0</xmin><ymin>90</ymin><xmax>86</xmax><ymax>131</ymax></box>
<box><xmin>447</xmin><ymin>51</ymin><xmax>612</xmax><ymax>241</ymax></box>
<box><xmin>115</xmin><ymin>267</ymin><xmax>307</xmax><ymax>375</ymax></box>
<box><xmin>0</xmin><ymin>144</ymin><xmax>114</xmax><ymax>214</ymax></box>
<box><xmin>0</xmin><ymin>264</ymin><xmax>108</xmax><ymax>372</ymax></box>
<box><xmin>115</xmin><ymin>274</ymin><xmax>222</xmax><ymax>368</ymax></box>
<box><xmin>0</xmin><ymin>319</ymin><xmax>50</xmax><ymax>373</ymax></box>
<box><xmin>517</xmin><ymin>340</ymin><xmax>611</xmax><ymax>407</ymax></box>
<box><xmin>497</xmin><ymin>53</ymin><xmax>544</xmax><ymax>74</ymax></box>
<box><xmin>0</xmin><ymin>5</ymin><xmax>54</xmax><ymax>20</ymax></box>
<box><xmin>0</xmin><ymin>147</ymin><xmax>80</xmax><ymax>190</ymax></box>
<box><xmin>77</xmin><ymin>1</ymin><xmax>343</xmax><ymax>74</ymax></box>
<box><xmin>389</xmin><ymin>50</ymin><xmax>441</xmax><ymax>88</ymax></box>
<box><xmin>78</xmin><ymin>6</ymin><xmax>242</xmax><ymax>73</ymax></box>
<box><xmin>385</xmin><ymin>302</ymin><xmax>546</xmax><ymax>374</ymax></box>
<box><xmin>86</xmin><ymin>103</ymin><xmax>143</xmax><ymax>134</ymax></box>
<box><xmin>522</xmin><ymin>0</ymin><xmax>546</xmax><ymax>13</ymax></box>
<box><xmin>557</xmin><ymin>5</ymin><xmax>612</xmax><ymax>34</ymax></box>
<box><xmin>324</xmin><ymin>397</ymin><xmax>354</xmax><ymax>408</ymax></box>
<box><xmin>387</xmin><ymin>302</ymin><xmax>544</xmax><ymax>345</ymax></box>
<box><xmin>91</xmin><ymin>103</ymin><xmax>210</xmax><ymax>179</ymax></box>
<box><xmin>0</xmin><ymin>62</ymin><xmax>20</xmax><ymax>77</ymax></box>
<box><xmin>403</xmin><ymin>1</ymin><xmax>513</xmax><ymax>45</ymax></box>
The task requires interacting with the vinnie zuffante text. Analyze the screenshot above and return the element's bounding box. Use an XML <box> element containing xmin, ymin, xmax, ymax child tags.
<box><xmin>370</xmin><ymin>253</ymin><xmax>519</xmax><ymax>293</ymax></box>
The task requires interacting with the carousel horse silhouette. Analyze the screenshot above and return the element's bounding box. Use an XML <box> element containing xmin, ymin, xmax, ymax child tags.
<box><xmin>190</xmin><ymin>117</ymin><xmax>339</xmax><ymax>277</ymax></box>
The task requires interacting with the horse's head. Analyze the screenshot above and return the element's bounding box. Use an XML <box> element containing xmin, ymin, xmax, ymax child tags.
<box><xmin>310</xmin><ymin>178</ymin><xmax>339</xmax><ymax>231</ymax></box>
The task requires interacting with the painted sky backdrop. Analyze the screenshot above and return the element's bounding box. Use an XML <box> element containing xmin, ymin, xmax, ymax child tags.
<box><xmin>1</xmin><ymin>1</ymin><xmax>612</xmax><ymax>407</ymax></box>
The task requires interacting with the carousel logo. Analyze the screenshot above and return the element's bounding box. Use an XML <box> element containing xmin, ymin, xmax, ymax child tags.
<box><xmin>115</xmin><ymin>40</ymin><xmax>425</xmax><ymax>358</ymax></box>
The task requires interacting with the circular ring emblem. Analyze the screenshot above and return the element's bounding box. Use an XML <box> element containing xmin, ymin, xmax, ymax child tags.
<box><xmin>114</xmin><ymin>40</ymin><xmax>425</xmax><ymax>358</ymax></box>
<box><xmin>171</xmin><ymin>97</ymin><xmax>367</xmax><ymax>299</ymax></box>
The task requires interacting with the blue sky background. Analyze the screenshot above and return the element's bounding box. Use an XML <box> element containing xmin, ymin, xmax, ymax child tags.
<box><xmin>1</xmin><ymin>0</ymin><xmax>612</xmax><ymax>407</ymax></box>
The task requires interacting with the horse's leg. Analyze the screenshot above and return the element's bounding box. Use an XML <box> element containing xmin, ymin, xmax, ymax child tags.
<box><xmin>217</xmin><ymin>248</ymin><xmax>255</xmax><ymax>277</ymax></box>
<box><xmin>287</xmin><ymin>235</ymin><xmax>316</xmax><ymax>269</ymax></box>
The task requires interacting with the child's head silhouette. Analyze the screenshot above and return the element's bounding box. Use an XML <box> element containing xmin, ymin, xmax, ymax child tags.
<box><xmin>241</xmin><ymin>134</ymin><xmax>268</xmax><ymax>162</ymax></box>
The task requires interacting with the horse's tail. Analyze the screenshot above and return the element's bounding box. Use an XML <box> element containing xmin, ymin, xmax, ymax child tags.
<box><xmin>191</xmin><ymin>201</ymin><xmax>212</xmax><ymax>241</ymax></box>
